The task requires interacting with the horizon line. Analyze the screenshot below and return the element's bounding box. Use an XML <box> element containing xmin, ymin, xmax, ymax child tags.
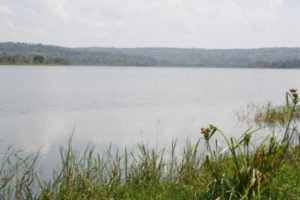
<box><xmin>1</xmin><ymin>41</ymin><xmax>300</xmax><ymax>50</ymax></box>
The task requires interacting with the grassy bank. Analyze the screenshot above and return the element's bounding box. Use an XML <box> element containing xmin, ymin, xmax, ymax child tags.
<box><xmin>1</xmin><ymin>90</ymin><xmax>300</xmax><ymax>200</ymax></box>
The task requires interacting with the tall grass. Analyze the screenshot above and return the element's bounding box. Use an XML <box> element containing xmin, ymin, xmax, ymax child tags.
<box><xmin>1</xmin><ymin>90</ymin><xmax>300</xmax><ymax>199</ymax></box>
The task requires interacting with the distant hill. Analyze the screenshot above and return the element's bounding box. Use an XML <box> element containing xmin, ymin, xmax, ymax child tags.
<box><xmin>1</xmin><ymin>42</ymin><xmax>300</xmax><ymax>68</ymax></box>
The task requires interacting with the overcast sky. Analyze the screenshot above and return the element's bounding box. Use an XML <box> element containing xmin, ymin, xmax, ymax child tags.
<box><xmin>0</xmin><ymin>0</ymin><xmax>300</xmax><ymax>48</ymax></box>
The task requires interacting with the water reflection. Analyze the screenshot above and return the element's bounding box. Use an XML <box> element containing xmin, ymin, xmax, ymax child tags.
<box><xmin>0</xmin><ymin>66</ymin><xmax>299</xmax><ymax>157</ymax></box>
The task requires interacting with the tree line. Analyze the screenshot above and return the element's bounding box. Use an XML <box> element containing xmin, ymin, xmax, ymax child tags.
<box><xmin>0</xmin><ymin>52</ymin><xmax>71</xmax><ymax>65</ymax></box>
<box><xmin>1</xmin><ymin>42</ymin><xmax>300</xmax><ymax>68</ymax></box>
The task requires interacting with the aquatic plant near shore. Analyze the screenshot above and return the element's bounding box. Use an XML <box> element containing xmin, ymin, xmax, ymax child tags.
<box><xmin>0</xmin><ymin>90</ymin><xmax>299</xmax><ymax>199</ymax></box>
<box><xmin>235</xmin><ymin>90</ymin><xmax>300</xmax><ymax>126</ymax></box>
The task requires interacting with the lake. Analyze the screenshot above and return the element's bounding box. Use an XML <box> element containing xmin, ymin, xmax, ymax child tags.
<box><xmin>0</xmin><ymin>66</ymin><xmax>299</xmax><ymax>159</ymax></box>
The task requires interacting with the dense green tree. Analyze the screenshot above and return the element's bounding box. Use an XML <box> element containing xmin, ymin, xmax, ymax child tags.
<box><xmin>33</xmin><ymin>55</ymin><xmax>45</xmax><ymax>64</ymax></box>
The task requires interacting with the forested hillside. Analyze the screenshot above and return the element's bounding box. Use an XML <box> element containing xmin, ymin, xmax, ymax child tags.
<box><xmin>1</xmin><ymin>42</ymin><xmax>300</xmax><ymax>68</ymax></box>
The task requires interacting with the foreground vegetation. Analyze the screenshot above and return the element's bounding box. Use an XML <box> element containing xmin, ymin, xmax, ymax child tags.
<box><xmin>1</xmin><ymin>90</ymin><xmax>300</xmax><ymax>199</ymax></box>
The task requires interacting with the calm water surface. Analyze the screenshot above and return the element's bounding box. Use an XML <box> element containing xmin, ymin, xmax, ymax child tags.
<box><xmin>0</xmin><ymin>66</ymin><xmax>299</xmax><ymax>158</ymax></box>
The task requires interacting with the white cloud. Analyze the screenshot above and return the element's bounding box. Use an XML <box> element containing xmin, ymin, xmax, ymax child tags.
<box><xmin>0</xmin><ymin>3</ymin><xmax>11</xmax><ymax>15</ymax></box>
<box><xmin>0</xmin><ymin>0</ymin><xmax>299</xmax><ymax>48</ymax></box>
